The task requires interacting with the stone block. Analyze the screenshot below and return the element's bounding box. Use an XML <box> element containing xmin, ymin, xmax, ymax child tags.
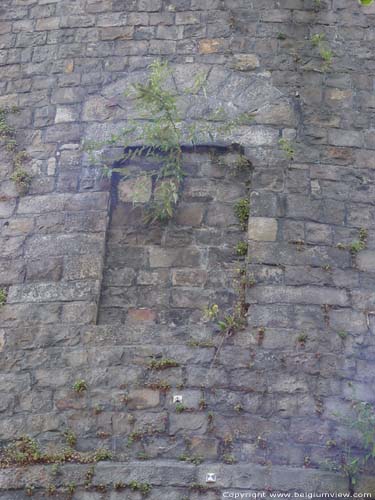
<box><xmin>100</xmin><ymin>26</ymin><xmax>134</xmax><ymax>40</ymax></box>
<box><xmin>35</xmin><ymin>17</ymin><xmax>60</xmax><ymax>31</ymax></box>
<box><xmin>329</xmin><ymin>308</ymin><xmax>367</xmax><ymax>334</ymax></box>
<box><xmin>328</xmin><ymin>129</ymin><xmax>363</xmax><ymax>148</ymax></box>
<box><xmin>0</xmin><ymin>330</ymin><xmax>5</xmax><ymax>352</ymax></box>
<box><xmin>106</xmin><ymin>245</ymin><xmax>149</xmax><ymax>268</ymax></box>
<box><xmin>93</xmin><ymin>462</ymin><xmax>197</xmax><ymax>487</ymax></box>
<box><xmin>51</xmin><ymin>87</ymin><xmax>85</xmax><ymax>104</ymax></box>
<box><xmin>356</xmin><ymin>250</ymin><xmax>375</xmax><ymax>272</ymax></box>
<box><xmin>172</xmin><ymin>269</ymin><xmax>207</xmax><ymax>287</ymax></box>
<box><xmin>127</xmin><ymin>389</ymin><xmax>160</xmax><ymax>409</ymax></box>
<box><xmin>235</xmin><ymin>126</ymin><xmax>279</xmax><ymax>147</ymax></box>
<box><xmin>199</xmin><ymin>39</ymin><xmax>222</xmax><ymax>54</ymax></box>
<box><xmin>138</xmin><ymin>0</ymin><xmax>162</xmax><ymax>11</ymax></box>
<box><xmin>0</xmin><ymin>260</ymin><xmax>25</xmax><ymax>284</ymax></box>
<box><xmin>136</xmin><ymin>269</ymin><xmax>169</xmax><ymax>286</ymax></box>
<box><xmin>175</xmin><ymin>203</ymin><xmax>205</xmax><ymax>226</ymax></box>
<box><xmin>305</xmin><ymin>222</ymin><xmax>332</xmax><ymax>245</ymax></box>
<box><xmin>352</xmin><ymin>290</ymin><xmax>375</xmax><ymax>310</ymax></box>
<box><xmin>62</xmin><ymin>302</ymin><xmax>97</xmax><ymax>324</ymax></box>
<box><xmin>183</xmin><ymin>178</ymin><xmax>216</xmax><ymax>201</ymax></box>
<box><xmin>255</xmin><ymin>101</ymin><xmax>296</xmax><ymax>126</ymax></box>
<box><xmin>149</xmin><ymin>247</ymin><xmax>201</xmax><ymax>268</ymax></box>
<box><xmin>0</xmin><ymin>303</ymin><xmax>61</xmax><ymax>325</ymax></box>
<box><xmin>44</xmin><ymin>123</ymin><xmax>81</xmax><ymax>143</ymax></box>
<box><xmin>0</xmin><ymin>199</ymin><xmax>16</xmax><ymax>218</ymax></box>
<box><xmin>206</xmin><ymin>203</ymin><xmax>238</xmax><ymax>227</ymax></box>
<box><xmin>55</xmin><ymin>105</ymin><xmax>79</xmax><ymax>124</ymax></box>
<box><xmin>25</xmin><ymin>234</ymin><xmax>104</xmax><ymax>259</ymax></box>
<box><xmin>26</xmin><ymin>258</ymin><xmax>63</xmax><ymax>282</ymax></box>
<box><xmin>127</xmin><ymin>308</ymin><xmax>156</xmax><ymax>322</ymax></box>
<box><xmin>0</xmin><ymin>235</ymin><xmax>25</xmax><ymax>259</ymax></box>
<box><xmin>247</xmin><ymin>285</ymin><xmax>349</xmax><ymax>307</ymax></box>
<box><xmin>171</xmin><ymin>288</ymin><xmax>212</xmax><ymax>308</ymax></box>
<box><xmin>64</xmin><ymin>255</ymin><xmax>103</xmax><ymax>281</ymax></box>
<box><xmin>269</xmin><ymin>465</ymin><xmax>348</xmax><ymax>492</ymax></box>
<box><xmin>7</xmin><ymin>281</ymin><xmax>100</xmax><ymax>304</ymax></box>
<box><xmin>248</xmin><ymin>217</ymin><xmax>277</xmax><ymax>241</ymax></box>
<box><xmin>232</xmin><ymin>53</ymin><xmax>259</xmax><ymax>71</ymax></box>
<box><xmin>118</xmin><ymin>175</ymin><xmax>152</xmax><ymax>203</ymax></box>
<box><xmin>169</xmin><ymin>414</ymin><xmax>207</xmax><ymax>435</ymax></box>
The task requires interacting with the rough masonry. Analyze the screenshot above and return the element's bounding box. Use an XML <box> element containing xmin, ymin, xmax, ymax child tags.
<box><xmin>1</xmin><ymin>0</ymin><xmax>375</xmax><ymax>497</ymax></box>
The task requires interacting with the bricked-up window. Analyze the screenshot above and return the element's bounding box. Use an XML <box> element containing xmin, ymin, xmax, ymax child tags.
<box><xmin>98</xmin><ymin>146</ymin><xmax>251</xmax><ymax>326</ymax></box>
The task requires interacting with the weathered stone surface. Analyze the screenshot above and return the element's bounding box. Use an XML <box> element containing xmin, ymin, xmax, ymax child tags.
<box><xmin>127</xmin><ymin>307</ymin><xmax>156</xmax><ymax>322</ymax></box>
<box><xmin>55</xmin><ymin>105</ymin><xmax>79</xmax><ymax>124</ymax></box>
<box><xmin>127</xmin><ymin>389</ymin><xmax>160</xmax><ymax>409</ymax></box>
<box><xmin>149</xmin><ymin>247</ymin><xmax>201</xmax><ymax>268</ymax></box>
<box><xmin>356</xmin><ymin>250</ymin><xmax>375</xmax><ymax>272</ymax></box>
<box><xmin>232</xmin><ymin>53</ymin><xmax>260</xmax><ymax>71</ymax></box>
<box><xmin>247</xmin><ymin>285</ymin><xmax>349</xmax><ymax>306</ymax></box>
<box><xmin>1</xmin><ymin>0</ymin><xmax>375</xmax><ymax>495</ymax></box>
<box><xmin>7</xmin><ymin>281</ymin><xmax>100</xmax><ymax>303</ymax></box>
<box><xmin>18</xmin><ymin>192</ymin><xmax>109</xmax><ymax>214</ymax></box>
<box><xmin>0</xmin><ymin>199</ymin><xmax>16</xmax><ymax>218</ymax></box>
<box><xmin>248</xmin><ymin>217</ymin><xmax>277</xmax><ymax>241</ymax></box>
<box><xmin>118</xmin><ymin>175</ymin><xmax>152</xmax><ymax>203</ymax></box>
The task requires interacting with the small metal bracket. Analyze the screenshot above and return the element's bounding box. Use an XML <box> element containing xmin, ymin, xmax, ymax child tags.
<box><xmin>173</xmin><ymin>395</ymin><xmax>183</xmax><ymax>404</ymax></box>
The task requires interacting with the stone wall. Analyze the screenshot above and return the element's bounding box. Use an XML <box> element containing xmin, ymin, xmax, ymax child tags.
<box><xmin>99</xmin><ymin>147</ymin><xmax>251</xmax><ymax>325</ymax></box>
<box><xmin>1</xmin><ymin>0</ymin><xmax>375</xmax><ymax>497</ymax></box>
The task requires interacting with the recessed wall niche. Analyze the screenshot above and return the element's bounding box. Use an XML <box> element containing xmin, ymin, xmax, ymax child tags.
<box><xmin>98</xmin><ymin>145</ymin><xmax>251</xmax><ymax>326</ymax></box>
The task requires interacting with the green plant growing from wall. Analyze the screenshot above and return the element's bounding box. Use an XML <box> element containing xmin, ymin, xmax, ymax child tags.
<box><xmin>84</xmin><ymin>465</ymin><xmax>95</xmax><ymax>489</ymax></box>
<box><xmin>86</xmin><ymin>59</ymin><xmax>253</xmax><ymax>224</ymax></box>
<box><xmin>203</xmin><ymin>262</ymin><xmax>248</xmax><ymax>375</ymax></box>
<box><xmin>46</xmin><ymin>484</ymin><xmax>56</xmax><ymax>496</ymax></box>
<box><xmin>179</xmin><ymin>453</ymin><xmax>203</xmax><ymax>465</ymax></box>
<box><xmin>25</xmin><ymin>484</ymin><xmax>35</xmax><ymax>497</ymax></box>
<box><xmin>0</xmin><ymin>107</ymin><xmax>32</xmax><ymax>196</ymax></box>
<box><xmin>311</xmin><ymin>33</ymin><xmax>333</xmax><ymax>71</ymax></box>
<box><xmin>297</xmin><ymin>333</ymin><xmax>308</xmax><ymax>346</ymax></box>
<box><xmin>51</xmin><ymin>464</ymin><xmax>59</xmax><ymax>477</ymax></box>
<box><xmin>0</xmin><ymin>288</ymin><xmax>7</xmax><ymax>307</ymax></box>
<box><xmin>72</xmin><ymin>379</ymin><xmax>87</xmax><ymax>393</ymax></box>
<box><xmin>350</xmin><ymin>228</ymin><xmax>368</xmax><ymax>254</ymax></box>
<box><xmin>0</xmin><ymin>107</ymin><xmax>17</xmax><ymax>151</ymax></box>
<box><xmin>10</xmin><ymin>161</ymin><xmax>32</xmax><ymax>196</ymax></box>
<box><xmin>0</xmin><ymin>434</ymin><xmax>112</xmax><ymax>469</ymax></box>
<box><xmin>324</xmin><ymin>401</ymin><xmax>375</xmax><ymax>493</ymax></box>
<box><xmin>223</xmin><ymin>453</ymin><xmax>237</xmax><ymax>464</ymax></box>
<box><xmin>128</xmin><ymin>481</ymin><xmax>152</xmax><ymax>495</ymax></box>
<box><xmin>148</xmin><ymin>358</ymin><xmax>179</xmax><ymax>370</ymax></box>
<box><xmin>234</xmin><ymin>198</ymin><xmax>250</xmax><ymax>230</ymax></box>
<box><xmin>359</xmin><ymin>0</ymin><xmax>373</xmax><ymax>5</ymax></box>
<box><xmin>64</xmin><ymin>482</ymin><xmax>76</xmax><ymax>498</ymax></box>
<box><xmin>337</xmin><ymin>331</ymin><xmax>348</xmax><ymax>340</ymax></box>
<box><xmin>236</xmin><ymin>240</ymin><xmax>248</xmax><ymax>257</ymax></box>
<box><xmin>146</xmin><ymin>380</ymin><xmax>171</xmax><ymax>392</ymax></box>
<box><xmin>93</xmin><ymin>448</ymin><xmax>112</xmax><ymax>461</ymax></box>
<box><xmin>114</xmin><ymin>482</ymin><xmax>126</xmax><ymax>490</ymax></box>
<box><xmin>63</xmin><ymin>429</ymin><xmax>77</xmax><ymax>448</ymax></box>
<box><xmin>204</xmin><ymin>302</ymin><xmax>246</xmax><ymax>337</ymax></box>
<box><xmin>278</xmin><ymin>138</ymin><xmax>295</xmax><ymax>160</ymax></box>
<box><xmin>175</xmin><ymin>402</ymin><xmax>186</xmax><ymax>413</ymax></box>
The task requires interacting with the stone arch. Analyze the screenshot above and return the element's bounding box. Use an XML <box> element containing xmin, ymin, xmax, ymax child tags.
<box><xmin>81</xmin><ymin>64</ymin><xmax>296</xmax><ymax>152</ymax></box>
<box><xmin>79</xmin><ymin>63</ymin><xmax>295</xmax><ymax>327</ymax></box>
